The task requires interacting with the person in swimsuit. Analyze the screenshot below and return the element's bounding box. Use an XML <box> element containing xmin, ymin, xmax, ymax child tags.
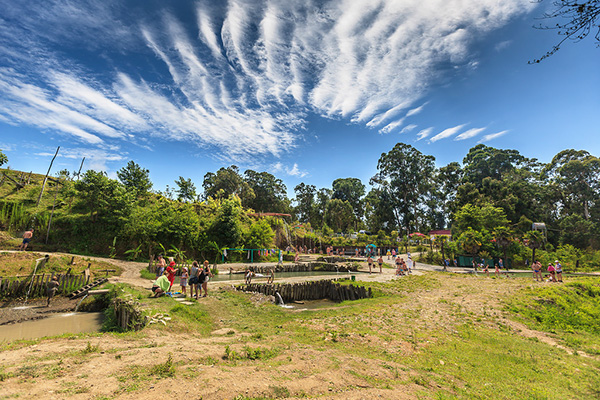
<box><xmin>555</xmin><ymin>260</ymin><xmax>563</xmax><ymax>282</ymax></box>
<box><xmin>155</xmin><ymin>255</ymin><xmax>166</xmax><ymax>279</ymax></box>
<box><xmin>367</xmin><ymin>256</ymin><xmax>373</xmax><ymax>274</ymax></box>
<box><xmin>180</xmin><ymin>267</ymin><xmax>188</xmax><ymax>295</ymax></box>
<box><xmin>200</xmin><ymin>260</ymin><xmax>213</xmax><ymax>297</ymax></box>
<box><xmin>377</xmin><ymin>255</ymin><xmax>383</xmax><ymax>273</ymax></box>
<box><xmin>395</xmin><ymin>257</ymin><xmax>402</xmax><ymax>275</ymax></box>
<box><xmin>189</xmin><ymin>261</ymin><xmax>199</xmax><ymax>298</ymax></box>
<box><xmin>19</xmin><ymin>228</ymin><xmax>34</xmax><ymax>251</ymax></box>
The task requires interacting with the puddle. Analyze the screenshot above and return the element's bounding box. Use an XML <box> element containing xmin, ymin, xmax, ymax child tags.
<box><xmin>0</xmin><ymin>312</ymin><xmax>104</xmax><ymax>341</ymax></box>
<box><xmin>282</xmin><ymin>299</ymin><xmax>337</xmax><ymax>311</ymax></box>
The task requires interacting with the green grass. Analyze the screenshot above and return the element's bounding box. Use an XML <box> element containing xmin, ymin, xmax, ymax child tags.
<box><xmin>139</xmin><ymin>268</ymin><xmax>155</xmax><ymax>280</ymax></box>
<box><xmin>408</xmin><ymin>324</ymin><xmax>600</xmax><ymax>399</ymax></box>
<box><xmin>507</xmin><ymin>278</ymin><xmax>600</xmax><ymax>355</ymax></box>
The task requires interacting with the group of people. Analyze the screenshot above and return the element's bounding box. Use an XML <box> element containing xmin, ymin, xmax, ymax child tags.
<box><xmin>395</xmin><ymin>257</ymin><xmax>413</xmax><ymax>276</ymax></box>
<box><xmin>532</xmin><ymin>260</ymin><xmax>563</xmax><ymax>282</ymax></box>
<box><xmin>151</xmin><ymin>255</ymin><xmax>213</xmax><ymax>299</ymax></box>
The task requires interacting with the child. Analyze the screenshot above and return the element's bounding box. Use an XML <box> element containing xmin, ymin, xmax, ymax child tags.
<box><xmin>267</xmin><ymin>268</ymin><xmax>274</xmax><ymax>284</ymax></box>
<box><xmin>180</xmin><ymin>267</ymin><xmax>188</xmax><ymax>295</ymax></box>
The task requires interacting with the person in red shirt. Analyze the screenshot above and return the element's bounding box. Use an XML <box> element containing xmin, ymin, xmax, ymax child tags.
<box><xmin>166</xmin><ymin>259</ymin><xmax>177</xmax><ymax>290</ymax></box>
<box><xmin>547</xmin><ymin>263</ymin><xmax>556</xmax><ymax>282</ymax></box>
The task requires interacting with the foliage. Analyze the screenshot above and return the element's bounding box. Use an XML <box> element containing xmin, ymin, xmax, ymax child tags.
<box><xmin>332</xmin><ymin>177</ymin><xmax>365</xmax><ymax>224</ymax></box>
<box><xmin>174</xmin><ymin>176</ymin><xmax>197</xmax><ymax>202</ymax></box>
<box><xmin>324</xmin><ymin>199</ymin><xmax>354</xmax><ymax>233</ymax></box>
<box><xmin>203</xmin><ymin>165</ymin><xmax>255</xmax><ymax>205</ymax></box>
<box><xmin>246</xmin><ymin>219</ymin><xmax>275</xmax><ymax>249</ymax></box>
<box><xmin>370</xmin><ymin>143</ymin><xmax>436</xmax><ymax>235</ymax></box>
<box><xmin>243</xmin><ymin>169</ymin><xmax>289</xmax><ymax>213</ymax></box>
<box><xmin>117</xmin><ymin>160</ymin><xmax>152</xmax><ymax>198</ymax></box>
<box><xmin>208</xmin><ymin>196</ymin><xmax>243</xmax><ymax>248</ymax></box>
<box><xmin>0</xmin><ymin>150</ymin><xmax>7</xmax><ymax>167</ymax></box>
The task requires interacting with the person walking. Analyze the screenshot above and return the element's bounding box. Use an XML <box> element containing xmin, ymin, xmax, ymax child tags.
<box><xmin>377</xmin><ymin>255</ymin><xmax>383</xmax><ymax>273</ymax></box>
<box><xmin>367</xmin><ymin>255</ymin><xmax>373</xmax><ymax>274</ymax></box>
<box><xmin>19</xmin><ymin>228</ymin><xmax>34</xmax><ymax>251</ymax></box>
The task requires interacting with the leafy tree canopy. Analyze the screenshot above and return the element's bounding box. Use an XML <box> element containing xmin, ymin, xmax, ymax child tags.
<box><xmin>174</xmin><ymin>176</ymin><xmax>197</xmax><ymax>203</ymax></box>
<box><xmin>117</xmin><ymin>160</ymin><xmax>152</xmax><ymax>198</ymax></box>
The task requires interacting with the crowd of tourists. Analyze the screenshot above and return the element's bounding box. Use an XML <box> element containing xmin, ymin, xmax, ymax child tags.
<box><xmin>151</xmin><ymin>255</ymin><xmax>213</xmax><ymax>299</ymax></box>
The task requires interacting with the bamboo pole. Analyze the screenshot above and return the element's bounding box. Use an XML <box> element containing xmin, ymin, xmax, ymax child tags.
<box><xmin>36</xmin><ymin>146</ymin><xmax>60</xmax><ymax>207</ymax></box>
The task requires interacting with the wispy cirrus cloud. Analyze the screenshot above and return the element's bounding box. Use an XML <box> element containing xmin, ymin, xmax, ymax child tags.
<box><xmin>478</xmin><ymin>130</ymin><xmax>509</xmax><ymax>143</ymax></box>
<box><xmin>0</xmin><ymin>0</ymin><xmax>534</xmax><ymax>161</ymax></box>
<box><xmin>416</xmin><ymin>127</ymin><xmax>434</xmax><ymax>141</ymax></box>
<box><xmin>429</xmin><ymin>124</ymin><xmax>467</xmax><ymax>143</ymax></box>
<box><xmin>455</xmin><ymin>127</ymin><xmax>486</xmax><ymax>141</ymax></box>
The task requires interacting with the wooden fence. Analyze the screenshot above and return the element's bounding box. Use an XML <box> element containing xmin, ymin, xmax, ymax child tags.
<box><xmin>237</xmin><ymin>279</ymin><xmax>371</xmax><ymax>303</ymax></box>
<box><xmin>0</xmin><ymin>273</ymin><xmax>89</xmax><ymax>298</ymax></box>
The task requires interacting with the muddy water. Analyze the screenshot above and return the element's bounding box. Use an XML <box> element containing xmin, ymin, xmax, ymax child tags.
<box><xmin>0</xmin><ymin>312</ymin><xmax>104</xmax><ymax>341</ymax></box>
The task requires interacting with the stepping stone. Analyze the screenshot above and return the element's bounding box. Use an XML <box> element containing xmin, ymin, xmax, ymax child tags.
<box><xmin>179</xmin><ymin>301</ymin><xmax>195</xmax><ymax>305</ymax></box>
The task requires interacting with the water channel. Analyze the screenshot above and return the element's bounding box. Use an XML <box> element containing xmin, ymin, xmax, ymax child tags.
<box><xmin>0</xmin><ymin>312</ymin><xmax>104</xmax><ymax>342</ymax></box>
<box><xmin>210</xmin><ymin>270</ymin><xmax>352</xmax><ymax>282</ymax></box>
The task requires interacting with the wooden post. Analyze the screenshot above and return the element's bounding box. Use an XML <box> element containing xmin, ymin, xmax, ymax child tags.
<box><xmin>45</xmin><ymin>181</ymin><xmax>60</xmax><ymax>243</ymax></box>
<box><xmin>76</xmin><ymin>157</ymin><xmax>85</xmax><ymax>181</ymax></box>
<box><xmin>36</xmin><ymin>146</ymin><xmax>60</xmax><ymax>206</ymax></box>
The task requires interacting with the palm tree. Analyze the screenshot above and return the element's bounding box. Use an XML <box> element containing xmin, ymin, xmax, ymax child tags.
<box><xmin>493</xmin><ymin>227</ymin><xmax>513</xmax><ymax>268</ymax></box>
<box><xmin>524</xmin><ymin>230</ymin><xmax>545</xmax><ymax>264</ymax></box>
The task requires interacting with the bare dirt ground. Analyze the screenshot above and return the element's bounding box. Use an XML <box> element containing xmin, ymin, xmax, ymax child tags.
<box><xmin>0</xmin><ymin>253</ymin><xmax>577</xmax><ymax>399</ymax></box>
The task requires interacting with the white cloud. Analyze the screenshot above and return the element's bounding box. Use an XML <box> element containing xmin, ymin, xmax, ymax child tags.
<box><xmin>286</xmin><ymin>163</ymin><xmax>308</xmax><ymax>178</ymax></box>
<box><xmin>406</xmin><ymin>102</ymin><xmax>429</xmax><ymax>117</ymax></box>
<box><xmin>0</xmin><ymin>0</ymin><xmax>535</xmax><ymax>160</ymax></box>
<box><xmin>478</xmin><ymin>130</ymin><xmax>509</xmax><ymax>143</ymax></box>
<box><xmin>455</xmin><ymin>127</ymin><xmax>486</xmax><ymax>141</ymax></box>
<box><xmin>416</xmin><ymin>127</ymin><xmax>434</xmax><ymax>141</ymax></box>
<box><xmin>429</xmin><ymin>124</ymin><xmax>467</xmax><ymax>143</ymax></box>
<box><xmin>35</xmin><ymin>147</ymin><xmax>127</xmax><ymax>173</ymax></box>
<box><xmin>400</xmin><ymin>124</ymin><xmax>418</xmax><ymax>134</ymax></box>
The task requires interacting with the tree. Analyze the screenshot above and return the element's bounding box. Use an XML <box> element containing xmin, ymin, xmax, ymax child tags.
<box><xmin>453</xmin><ymin>203</ymin><xmax>509</xmax><ymax>236</ymax></box>
<box><xmin>293</xmin><ymin>183</ymin><xmax>316</xmax><ymax>224</ymax></box>
<box><xmin>462</xmin><ymin>145</ymin><xmax>527</xmax><ymax>187</ymax></box>
<box><xmin>117</xmin><ymin>160</ymin><xmax>152</xmax><ymax>198</ymax></box>
<box><xmin>324</xmin><ymin>199</ymin><xmax>354</xmax><ymax>233</ymax></box>
<box><xmin>246</xmin><ymin>219</ymin><xmax>275</xmax><ymax>249</ymax></box>
<box><xmin>203</xmin><ymin>166</ymin><xmax>255</xmax><ymax>204</ymax></box>
<box><xmin>0</xmin><ymin>150</ymin><xmax>8</xmax><ymax>167</ymax></box>
<box><xmin>370</xmin><ymin>143</ymin><xmax>436</xmax><ymax>235</ymax></box>
<box><xmin>457</xmin><ymin>228</ymin><xmax>483</xmax><ymax>268</ymax></box>
<box><xmin>74</xmin><ymin>170</ymin><xmax>130</xmax><ymax>222</ymax></box>
<box><xmin>493</xmin><ymin>226</ymin><xmax>514</xmax><ymax>266</ymax></box>
<box><xmin>524</xmin><ymin>230</ymin><xmax>546</xmax><ymax>264</ymax></box>
<box><xmin>435</xmin><ymin>162</ymin><xmax>463</xmax><ymax>226</ymax></box>
<box><xmin>314</xmin><ymin>188</ymin><xmax>332</xmax><ymax>228</ymax></box>
<box><xmin>174</xmin><ymin>176</ymin><xmax>197</xmax><ymax>202</ymax></box>
<box><xmin>243</xmin><ymin>170</ymin><xmax>289</xmax><ymax>213</ymax></box>
<box><xmin>209</xmin><ymin>196</ymin><xmax>243</xmax><ymax>248</ymax></box>
<box><xmin>332</xmin><ymin>178</ymin><xmax>365</xmax><ymax>225</ymax></box>
<box><xmin>531</xmin><ymin>0</ymin><xmax>600</xmax><ymax>63</ymax></box>
<box><xmin>542</xmin><ymin>149</ymin><xmax>600</xmax><ymax>220</ymax></box>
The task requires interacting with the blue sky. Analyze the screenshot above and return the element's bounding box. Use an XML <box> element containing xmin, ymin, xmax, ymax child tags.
<box><xmin>1</xmin><ymin>0</ymin><xmax>599</xmax><ymax>198</ymax></box>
